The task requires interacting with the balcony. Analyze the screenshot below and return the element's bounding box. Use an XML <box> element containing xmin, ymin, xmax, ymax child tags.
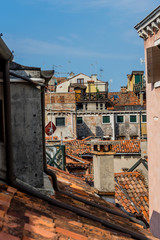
<box><xmin>75</xmin><ymin>91</ymin><xmax>111</xmax><ymax>103</ymax></box>
<box><xmin>133</xmin><ymin>82</ymin><xmax>146</xmax><ymax>93</ymax></box>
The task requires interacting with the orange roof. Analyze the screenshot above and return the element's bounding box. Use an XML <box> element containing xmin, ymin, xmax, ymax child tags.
<box><xmin>115</xmin><ymin>171</ymin><xmax>149</xmax><ymax>223</ymax></box>
<box><xmin>0</xmin><ymin>166</ymin><xmax>156</xmax><ymax>240</ymax></box>
<box><xmin>112</xmin><ymin>140</ymin><xmax>141</xmax><ymax>153</ymax></box>
<box><xmin>108</xmin><ymin>91</ymin><xmax>140</xmax><ymax>106</ymax></box>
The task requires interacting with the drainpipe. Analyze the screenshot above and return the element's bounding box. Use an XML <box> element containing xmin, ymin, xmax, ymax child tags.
<box><xmin>3</xmin><ymin>61</ymin><xmax>14</xmax><ymax>183</ymax></box>
<box><xmin>140</xmin><ymin>111</ymin><xmax>142</xmax><ymax>139</ymax></box>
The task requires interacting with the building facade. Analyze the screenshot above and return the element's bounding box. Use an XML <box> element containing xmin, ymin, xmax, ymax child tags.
<box><xmin>135</xmin><ymin>5</ymin><xmax>160</xmax><ymax>238</ymax></box>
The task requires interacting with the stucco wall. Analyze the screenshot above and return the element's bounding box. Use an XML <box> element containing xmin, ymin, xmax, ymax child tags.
<box><xmin>144</xmin><ymin>29</ymin><xmax>160</xmax><ymax>235</ymax></box>
<box><xmin>0</xmin><ymin>83</ymin><xmax>6</xmax><ymax>180</ymax></box>
<box><xmin>11</xmin><ymin>82</ymin><xmax>44</xmax><ymax>188</ymax></box>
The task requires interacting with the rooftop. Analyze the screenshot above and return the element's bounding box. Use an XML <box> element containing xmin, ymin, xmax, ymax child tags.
<box><xmin>0</xmin><ymin>167</ymin><xmax>156</xmax><ymax>240</ymax></box>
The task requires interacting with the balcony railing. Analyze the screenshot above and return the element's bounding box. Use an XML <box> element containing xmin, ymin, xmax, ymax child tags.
<box><xmin>46</xmin><ymin>144</ymin><xmax>66</xmax><ymax>171</ymax></box>
<box><xmin>133</xmin><ymin>82</ymin><xmax>146</xmax><ymax>93</ymax></box>
<box><xmin>75</xmin><ymin>92</ymin><xmax>109</xmax><ymax>102</ymax></box>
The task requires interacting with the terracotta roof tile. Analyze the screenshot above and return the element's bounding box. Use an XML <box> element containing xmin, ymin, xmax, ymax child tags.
<box><xmin>0</xmin><ymin>167</ymin><xmax>156</xmax><ymax>240</ymax></box>
<box><xmin>115</xmin><ymin>171</ymin><xmax>149</xmax><ymax>223</ymax></box>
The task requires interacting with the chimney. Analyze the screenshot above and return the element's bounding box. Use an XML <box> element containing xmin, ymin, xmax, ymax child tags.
<box><xmin>120</xmin><ymin>86</ymin><xmax>127</xmax><ymax>93</ymax></box>
<box><xmin>92</xmin><ymin>142</ymin><xmax>115</xmax><ymax>203</ymax></box>
<box><xmin>91</xmin><ymin>74</ymin><xmax>97</xmax><ymax>82</ymax></box>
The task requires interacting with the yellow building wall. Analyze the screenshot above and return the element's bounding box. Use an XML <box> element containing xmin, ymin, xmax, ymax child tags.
<box><xmin>86</xmin><ymin>83</ymin><xmax>97</xmax><ymax>93</ymax></box>
<box><xmin>142</xmin><ymin>123</ymin><xmax>147</xmax><ymax>135</ymax></box>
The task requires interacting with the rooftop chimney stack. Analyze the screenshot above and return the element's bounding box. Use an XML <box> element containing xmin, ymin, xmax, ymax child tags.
<box><xmin>91</xmin><ymin>142</ymin><xmax>115</xmax><ymax>203</ymax></box>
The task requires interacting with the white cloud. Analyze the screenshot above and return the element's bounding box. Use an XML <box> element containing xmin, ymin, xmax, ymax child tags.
<box><xmin>28</xmin><ymin>0</ymin><xmax>159</xmax><ymax>14</ymax></box>
<box><xmin>5</xmin><ymin>36</ymin><xmax>138</xmax><ymax>60</ymax></box>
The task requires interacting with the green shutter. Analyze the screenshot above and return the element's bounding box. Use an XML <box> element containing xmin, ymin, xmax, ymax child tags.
<box><xmin>117</xmin><ymin>116</ymin><xmax>124</xmax><ymax>123</ymax></box>
<box><xmin>77</xmin><ymin>117</ymin><xmax>83</xmax><ymax>124</ymax></box>
<box><xmin>142</xmin><ymin>115</ymin><xmax>146</xmax><ymax>123</ymax></box>
<box><xmin>103</xmin><ymin>116</ymin><xmax>110</xmax><ymax>123</ymax></box>
<box><xmin>130</xmin><ymin>115</ymin><xmax>137</xmax><ymax>123</ymax></box>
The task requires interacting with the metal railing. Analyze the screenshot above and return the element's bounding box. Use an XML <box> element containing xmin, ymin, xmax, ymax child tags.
<box><xmin>75</xmin><ymin>92</ymin><xmax>109</xmax><ymax>102</ymax></box>
<box><xmin>133</xmin><ymin>82</ymin><xmax>146</xmax><ymax>93</ymax></box>
<box><xmin>46</xmin><ymin>144</ymin><xmax>66</xmax><ymax>171</ymax></box>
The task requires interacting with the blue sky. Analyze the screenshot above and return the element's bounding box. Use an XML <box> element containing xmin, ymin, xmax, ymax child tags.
<box><xmin>1</xmin><ymin>0</ymin><xmax>159</xmax><ymax>91</ymax></box>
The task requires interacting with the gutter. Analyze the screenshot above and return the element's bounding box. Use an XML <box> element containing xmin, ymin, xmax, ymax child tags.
<box><xmin>0</xmin><ymin>36</ymin><xmax>13</xmax><ymax>61</ymax></box>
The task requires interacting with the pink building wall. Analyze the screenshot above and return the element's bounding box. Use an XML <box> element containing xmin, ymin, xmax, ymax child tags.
<box><xmin>144</xmin><ymin>29</ymin><xmax>160</xmax><ymax>238</ymax></box>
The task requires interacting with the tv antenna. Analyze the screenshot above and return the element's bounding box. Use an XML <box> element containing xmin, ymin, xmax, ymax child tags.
<box><xmin>140</xmin><ymin>58</ymin><xmax>145</xmax><ymax>64</ymax></box>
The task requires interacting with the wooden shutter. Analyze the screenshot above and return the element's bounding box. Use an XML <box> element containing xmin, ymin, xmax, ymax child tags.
<box><xmin>147</xmin><ymin>46</ymin><xmax>160</xmax><ymax>83</ymax></box>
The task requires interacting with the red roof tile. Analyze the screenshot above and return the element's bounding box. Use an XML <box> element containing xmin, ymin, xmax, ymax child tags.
<box><xmin>115</xmin><ymin>171</ymin><xmax>149</xmax><ymax>223</ymax></box>
<box><xmin>0</xmin><ymin>167</ymin><xmax>155</xmax><ymax>240</ymax></box>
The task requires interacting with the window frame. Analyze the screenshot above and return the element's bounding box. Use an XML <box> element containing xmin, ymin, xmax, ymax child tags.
<box><xmin>116</xmin><ymin>115</ymin><xmax>124</xmax><ymax>123</ymax></box>
<box><xmin>77</xmin><ymin>78</ymin><xmax>84</xmax><ymax>84</ymax></box>
<box><xmin>56</xmin><ymin>117</ymin><xmax>65</xmax><ymax>127</ymax></box>
<box><xmin>142</xmin><ymin>114</ymin><xmax>147</xmax><ymax>123</ymax></box>
<box><xmin>77</xmin><ymin>117</ymin><xmax>83</xmax><ymax>125</ymax></box>
<box><xmin>129</xmin><ymin>114</ymin><xmax>137</xmax><ymax>123</ymax></box>
<box><xmin>102</xmin><ymin>115</ymin><xmax>110</xmax><ymax>124</ymax></box>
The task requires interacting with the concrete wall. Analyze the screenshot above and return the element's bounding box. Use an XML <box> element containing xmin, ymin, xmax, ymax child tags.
<box><xmin>45</xmin><ymin>92</ymin><xmax>77</xmax><ymax>140</ymax></box>
<box><xmin>93</xmin><ymin>154</ymin><xmax>115</xmax><ymax>193</ymax></box>
<box><xmin>0</xmin><ymin>83</ymin><xmax>6</xmax><ymax>180</ymax></box>
<box><xmin>77</xmin><ymin>111</ymin><xmax>143</xmax><ymax>140</ymax></box>
<box><xmin>46</xmin><ymin>112</ymin><xmax>77</xmax><ymax>140</ymax></box>
<box><xmin>144</xmin><ymin>28</ymin><xmax>160</xmax><ymax>237</ymax></box>
<box><xmin>11</xmin><ymin>82</ymin><xmax>44</xmax><ymax>188</ymax></box>
<box><xmin>114</xmin><ymin>154</ymin><xmax>148</xmax><ymax>182</ymax></box>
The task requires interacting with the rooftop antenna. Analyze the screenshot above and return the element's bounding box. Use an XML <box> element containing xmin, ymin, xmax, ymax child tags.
<box><xmin>90</xmin><ymin>64</ymin><xmax>93</xmax><ymax>75</ymax></box>
<box><xmin>100</xmin><ymin>68</ymin><xmax>103</xmax><ymax>80</ymax></box>
<box><xmin>68</xmin><ymin>60</ymin><xmax>71</xmax><ymax>74</ymax></box>
<box><xmin>140</xmin><ymin>58</ymin><xmax>145</xmax><ymax>64</ymax></box>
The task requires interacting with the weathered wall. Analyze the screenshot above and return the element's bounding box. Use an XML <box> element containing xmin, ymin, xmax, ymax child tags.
<box><xmin>77</xmin><ymin>112</ymin><xmax>142</xmax><ymax>140</ymax></box>
<box><xmin>77</xmin><ymin>113</ymin><xmax>113</xmax><ymax>139</ymax></box>
<box><xmin>93</xmin><ymin>154</ymin><xmax>115</xmax><ymax>193</ymax></box>
<box><xmin>0</xmin><ymin>83</ymin><xmax>6</xmax><ymax>180</ymax></box>
<box><xmin>114</xmin><ymin>154</ymin><xmax>148</xmax><ymax>181</ymax></box>
<box><xmin>11</xmin><ymin>83</ymin><xmax>44</xmax><ymax>188</ymax></box>
<box><xmin>45</xmin><ymin>92</ymin><xmax>77</xmax><ymax>140</ymax></box>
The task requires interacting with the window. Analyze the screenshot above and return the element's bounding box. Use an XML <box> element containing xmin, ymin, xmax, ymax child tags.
<box><xmin>100</xmin><ymin>103</ymin><xmax>103</xmax><ymax>110</ymax></box>
<box><xmin>130</xmin><ymin>115</ymin><xmax>137</xmax><ymax>123</ymax></box>
<box><xmin>147</xmin><ymin>46</ymin><xmax>160</xmax><ymax>84</ymax></box>
<box><xmin>77</xmin><ymin>117</ymin><xmax>83</xmax><ymax>124</ymax></box>
<box><xmin>77</xmin><ymin>78</ymin><xmax>84</xmax><ymax>84</ymax></box>
<box><xmin>117</xmin><ymin>115</ymin><xmax>124</xmax><ymax>123</ymax></box>
<box><xmin>56</xmin><ymin>117</ymin><xmax>65</xmax><ymax>126</ymax></box>
<box><xmin>142</xmin><ymin>114</ymin><xmax>147</xmax><ymax>123</ymax></box>
<box><xmin>0</xmin><ymin>100</ymin><xmax>4</xmax><ymax>142</ymax></box>
<box><xmin>103</xmin><ymin>116</ymin><xmax>110</xmax><ymax>124</ymax></box>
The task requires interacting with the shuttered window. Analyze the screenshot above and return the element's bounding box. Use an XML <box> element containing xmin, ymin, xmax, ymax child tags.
<box><xmin>147</xmin><ymin>46</ymin><xmax>160</xmax><ymax>83</ymax></box>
